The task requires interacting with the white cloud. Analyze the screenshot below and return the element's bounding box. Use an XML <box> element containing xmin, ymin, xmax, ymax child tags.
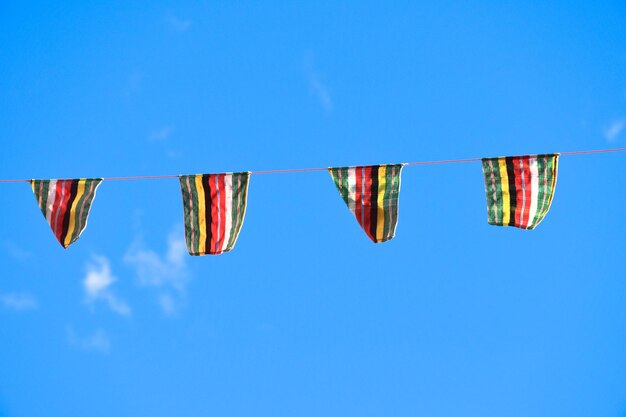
<box><xmin>0</xmin><ymin>293</ymin><xmax>38</xmax><ymax>311</ymax></box>
<box><xmin>304</xmin><ymin>55</ymin><xmax>333</xmax><ymax>112</ymax></box>
<box><xmin>158</xmin><ymin>293</ymin><xmax>177</xmax><ymax>316</ymax></box>
<box><xmin>124</xmin><ymin>229</ymin><xmax>190</xmax><ymax>315</ymax></box>
<box><xmin>83</xmin><ymin>256</ymin><xmax>131</xmax><ymax>316</ymax></box>
<box><xmin>604</xmin><ymin>118</ymin><xmax>625</xmax><ymax>142</ymax></box>
<box><xmin>166</xmin><ymin>13</ymin><xmax>192</xmax><ymax>32</ymax></box>
<box><xmin>149</xmin><ymin>126</ymin><xmax>174</xmax><ymax>142</ymax></box>
<box><xmin>67</xmin><ymin>327</ymin><xmax>111</xmax><ymax>354</ymax></box>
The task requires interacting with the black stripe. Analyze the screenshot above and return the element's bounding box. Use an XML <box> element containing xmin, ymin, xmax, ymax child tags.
<box><xmin>60</xmin><ymin>180</ymin><xmax>79</xmax><ymax>246</ymax></box>
<box><xmin>203</xmin><ymin>174</ymin><xmax>213</xmax><ymax>253</ymax></box>
<box><xmin>370</xmin><ymin>165</ymin><xmax>379</xmax><ymax>240</ymax></box>
<box><xmin>505</xmin><ymin>157</ymin><xmax>517</xmax><ymax>226</ymax></box>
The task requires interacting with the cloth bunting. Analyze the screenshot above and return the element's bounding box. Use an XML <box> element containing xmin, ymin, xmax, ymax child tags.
<box><xmin>30</xmin><ymin>178</ymin><xmax>102</xmax><ymax>248</ymax></box>
<box><xmin>179</xmin><ymin>172</ymin><xmax>250</xmax><ymax>256</ymax></box>
<box><xmin>481</xmin><ymin>154</ymin><xmax>559</xmax><ymax>229</ymax></box>
<box><xmin>329</xmin><ymin>164</ymin><xmax>403</xmax><ymax>243</ymax></box>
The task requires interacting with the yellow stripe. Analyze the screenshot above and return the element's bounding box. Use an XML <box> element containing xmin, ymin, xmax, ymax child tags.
<box><xmin>30</xmin><ymin>180</ymin><xmax>39</xmax><ymax>206</ymax></box>
<box><xmin>63</xmin><ymin>179</ymin><xmax>86</xmax><ymax>247</ymax></box>
<box><xmin>376</xmin><ymin>166</ymin><xmax>386</xmax><ymax>241</ymax></box>
<box><xmin>498</xmin><ymin>158</ymin><xmax>510</xmax><ymax>224</ymax></box>
<box><xmin>195</xmin><ymin>175</ymin><xmax>207</xmax><ymax>254</ymax></box>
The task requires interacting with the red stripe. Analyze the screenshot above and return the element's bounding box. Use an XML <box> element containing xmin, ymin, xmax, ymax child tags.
<box><xmin>50</xmin><ymin>181</ymin><xmax>65</xmax><ymax>239</ymax></box>
<box><xmin>363</xmin><ymin>166</ymin><xmax>373</xmax><ymax>240</ymax></box>
<box><xmin>354</xmin><ymin>167</ymin><xmax>362</xmax><ymax>231</ymax></box>
<box><xmin>217</xmin><ymin>174</ymin><xmax>227</xmax><ymax>253</ymax></box>
<box><xmin>512</xmin><ymin>157</ymin><xmax>523</xmax><ymax>227</ymax></box>
<box><xmin>521</xmin><ymin>156</ymin><xmax>532</xmax><ymax>228</ymax></box>
<box><xmin>210</xmin><ymin>175</ymin><xmax>219</xmax><ymax>254</ymax></box>
<box><xmin>59</xmin><ymin>180</ymin><xmax>75</xmax><ymax>240</ymax></box>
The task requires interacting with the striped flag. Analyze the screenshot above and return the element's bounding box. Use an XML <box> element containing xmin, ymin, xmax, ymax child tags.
<box><xmin>329</xmin><ymin>164</ymin><xmax>403</xmax><ymax>243</ymax></box>
<box><xmin>481</xmin><ymin>154</ymin><xmax>559</xmax><ymax>230</ymax></box>
<box><xmin>179</xmin><ymin>172</ymin><xmax>250</xmax><ymax>256</ymax></box>
<box><xmin>30</xmin><ymin>178</ymin><xmax>103</xmax><ymax>248</ymax></box>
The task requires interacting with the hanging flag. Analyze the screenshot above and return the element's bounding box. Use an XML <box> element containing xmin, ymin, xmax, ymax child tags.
<box><xmin>328</xmin><ymin>164</ymin><xmax>403</xmax><ymax>243</ymax></box>
<box><xmin>30</xmin><ymin>178</ymin><xmax>103</xmax><ymax>248</ymax></box>
<box><xmin>179</xmin><ymin>172</ymin><xmax>250</xmax><ymax>256</ymax></box>
<box><xmin>481</xmin><ymin>154</ymin><xmax>559</xmax><ymax>230</ymax></box>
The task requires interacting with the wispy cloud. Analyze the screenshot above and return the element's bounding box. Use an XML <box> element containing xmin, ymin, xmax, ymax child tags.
<box><xmin>83</xmin><ymin>256</ymin><xmax>131</xmax><ymax>316</ymax></box>
<box><xmin>123</xmin><ymin>71</ymin><xmax>143</xmax><ymax>104</ymax></box>
<box><xmin>3</xmin><ymin>240</ymin><xmax>31</xmax><ymax>262</ymax></box>
<box><xmin>166</xmin><ymin>13</ymin><xmax>192</xmax><ymax>32</ymax></box>
<box><xmin>124</xmin><ymin>228</ymin><xmax>190</xmax><ymax>316</ymax></box>
<box><xmin>604</xmin><ymin>118</ymin><xmax>625</xmax><ymax>142</ymax></box>
<box><xmin>0</xmin><ymin>292</ymin><xmax>38</xmax><ymax>312</ymax></box>
<box><xmin>149</xmin><ymin>126</ymin><xmax>174</xmax><ymax>142</ymax></box>
<box><xmin>304</xmin><ymin>54</ymin><xmax>333</xmax><ymax>112</ymax></box>
<box><xmin>66</xmin><ymin>327</ymin><xmax>111</xmax><ymax>354</ymax></box>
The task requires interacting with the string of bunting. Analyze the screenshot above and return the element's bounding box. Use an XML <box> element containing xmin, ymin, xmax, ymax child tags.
<box><xmin>2</xmin><ymin>147</ymin><xmax>625</xmax><ymax>255</ymax></box>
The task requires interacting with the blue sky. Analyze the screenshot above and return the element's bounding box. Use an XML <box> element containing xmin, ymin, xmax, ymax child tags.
<box><xmin>1</xmin><ymin>1</ymin><xmax>626</xmax><ymax>416</ymax></box>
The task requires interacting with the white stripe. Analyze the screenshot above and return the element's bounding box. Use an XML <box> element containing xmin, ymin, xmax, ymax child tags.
<box><xmin>391</xmin><ymin>165</ymin><xmax>402</xmax><ymax>236</ymax></box>
<box><xmin>45</xmin><ymin>180</ymin><xmax>57</xmax><ymax>225</ymax></box>
<box><xmin>527</xmin><ymin>157</ymin><xmax>539</xmax><ymax>227</ymax></box>
<box><xmin>347</xmin><ymin>168</ymin><xmax>356</xmax><ymax>215</ymax></box>
<box><xmin>221</xmin><ymin>174</ymin><xmax>233</xmax><ymax>252</ymax></box>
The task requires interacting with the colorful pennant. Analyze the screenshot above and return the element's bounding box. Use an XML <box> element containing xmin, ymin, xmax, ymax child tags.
<box><xmin>481</xmin><ymin>154</ymin><xmax>559</xmax><ymax>229</ymax></box>
<box><xmin>179</xmin><ymin>172</ymin><xmax>250</xmax><ymax>255</ymax></box>
<box><xmin>329</xmin><ymin>164</ymin><xmax>403</xmax><ymax>243</ymax></box>
<box><xmin>30</xmin><ymin>178</ymin><xmax>102</xmax><ymax>248</ymax></box>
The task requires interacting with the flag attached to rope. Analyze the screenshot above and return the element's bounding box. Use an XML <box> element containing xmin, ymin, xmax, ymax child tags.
<box><xmin>30</xmin><ymin>178</ymin><xmax>103</xmax><ymax>248</ymax></box>
<box><xmin>179</xmin><ymin>172</ymin><xmax>250</xmax><ymax>256</ymax></box>
<box><xmin>481</xmin><ymin>154</ymin><xmax>559</xmax><ymax>229</ymax></box>
<box><xmin>329</xmin><ymin>164</ymin><xmax>403</xmax><ymax>243</ymax></box>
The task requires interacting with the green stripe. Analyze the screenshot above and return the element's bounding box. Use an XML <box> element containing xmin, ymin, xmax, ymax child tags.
<box><xmin>534</xmin><ymin>154</ymin><xmax>558</xmax><ymax>229</ymax></box>
<box><xmin>228</xmin><ymin>173</ymin><xmax>241</xmax><ymax>251</ymax></box>
<box><xmin>71</xmin><ymin>179</ymin><xmax>99</xmax><ymax>244</ymax></box>
<box><xmin>482</xmin><ymin>158</ymin><xmax>507</xmax><ymax>226</ymax></box>
<box><xmin>227</xmin><ymin>173</ymin><xmax>242</xmax><ymax>251</ymax></box>
<box><xmin>38</xmin><ymin>180</ymin><xmax>50</xmax><ymax>216</ymax></box>
<box><xmin>231</xmin><ymin>173</ymin><xmax>249</xmax><ymax>251</ymax></box>
<box><xmin>382</xmin><ymin>165</ymin><xmax>393</xmax><ymax>240</ymax></box>
<box><xmin>388</xmin><ymin>165</ymin><xmax>398</xmax><ymax>240</ymax></box>
<box><xmin>179</xmin><ymin>176</ymin><xmax>192</xmax><ymax>252</ymax></box>
<box><xmin>341</xmin><ymin>167</ymin><xmax>351</xmax><ymax>207</ymax></box>
<box><xmin>481</xmin><ymin>159</ymin><xmax>495</xmax><ymax>224</ymax></box>
<box><xmin>330</xmin><ymin>168</ymin><xmax>350</xmax><ymax>207</ymax></box>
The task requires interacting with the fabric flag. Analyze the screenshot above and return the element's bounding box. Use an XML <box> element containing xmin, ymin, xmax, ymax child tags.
<box><xmin>30</xmin><ymin>178</ymin><xmax>103</xmax><ymax>248</ymax></box>
<box><xmin>179</xmin><ymin>172</ymin><xmax>250</xmax><ymax>256</ymax></box>
<box><xmin>481</xmin><ymin>154</ymin><xmax>559</xmax><ymax>230</ymax></box>
<box><xmin>329</xmin><ymin>164</ymin><xmax>403</xmax><ymax>243</ymax></box>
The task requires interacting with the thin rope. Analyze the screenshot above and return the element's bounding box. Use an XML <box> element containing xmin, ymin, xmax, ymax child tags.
<box><xmin>1</xmin><ymin>147</ymin><xmax>625</xmax><ymax>183</ymax></box>
<box><xmin>404</xmin><ymin>157</ymin><xmax>483</xmax><ymax>166</ymax></box>
<box><xmin>559</xmin><ymin>147</ymin><xmax>626</xmax><ymax>156</ymax></box>
<box><xmin>102</xmin><ymin>174</ymin><xmax>180</xmax><ymax>181</ymax></box>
